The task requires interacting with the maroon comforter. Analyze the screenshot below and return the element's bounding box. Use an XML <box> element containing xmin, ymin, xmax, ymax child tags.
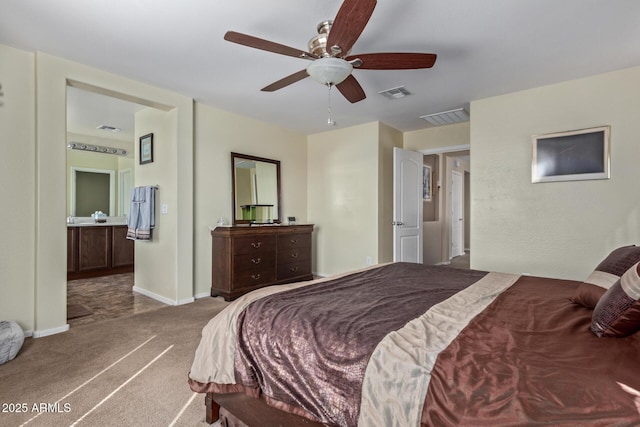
<box><xmin>423</xmin><ymin>275</ymin><xmax>640</xmax><ymax>426</ymax></box>
<box><xmin>233</xmin><ymin>263</ymin><xmax>487</xmax><ymax>426</ymax></box>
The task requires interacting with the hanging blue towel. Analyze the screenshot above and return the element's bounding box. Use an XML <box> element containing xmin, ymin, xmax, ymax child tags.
<box><xmin>127</xmin><ymin>186</ymin><xmax>155</xmax><ymax>241</ymax></box>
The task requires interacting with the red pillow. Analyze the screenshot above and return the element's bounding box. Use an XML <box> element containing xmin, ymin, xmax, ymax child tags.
<box><xmin>591</xmin><ymin>262</ymin><xmax>640</xmax><ymax>337</ymax></box>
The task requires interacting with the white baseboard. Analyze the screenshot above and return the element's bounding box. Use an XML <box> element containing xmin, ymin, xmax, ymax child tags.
<box><xmin>33</xmin><ymin>324</ymin><xmax>69</xmax><ymax>338</ymax></box>
<box><xmin>176</xmin><ymin>297</ymin><xmax>195</xmax><ymax>305</ymax></box>
<box><xmin>133</xmin><ymin>286</ymin><xmax>178</xmax><ymax>306</ymax></box>
<box><xmin>194</xmin><ymin>292</ymin><xmax>211</xmax><ymax>300</ymax></box>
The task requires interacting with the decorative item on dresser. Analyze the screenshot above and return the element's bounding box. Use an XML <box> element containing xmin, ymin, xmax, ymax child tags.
<box><xmin>211</xmin><ymin>225</ymin><xmax>314</xmax><ymax>301</ymax></box>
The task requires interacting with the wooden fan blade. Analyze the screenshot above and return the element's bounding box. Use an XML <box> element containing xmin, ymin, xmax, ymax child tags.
<box><xmin>326</xmin><ymin>0</ymin><xmax>377</xmax><ymax>57</ymax></box>
<box><xmin>345</xmin><ymin>52</ymin><xmax>437</xmax><ymax>70</ymax></box>
<box><xmin>224</xmin><ymin>31</ymin><xmax>317</xmax><ymax>59</ymax></box>
<box><xmin>261</xmin><ymin>69</ymin><xmax>309</xmax><ymax>92</ymax></box>
<box><xmin>336</xmin><ymin>75</ymin><xmax>366</xmax><ymax>103</ymax></box>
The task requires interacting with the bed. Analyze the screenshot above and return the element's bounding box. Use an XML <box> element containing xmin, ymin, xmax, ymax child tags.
<box><xmin>188</xmin><ymin>249</ymin><xmax>640</xmax><ymax>426</ymax></box>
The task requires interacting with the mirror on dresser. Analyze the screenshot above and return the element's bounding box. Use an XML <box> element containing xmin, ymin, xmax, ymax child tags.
<box><xmin>231</xmin><ymin>152</ymin><xmax>281</xmax><ymax>225</ymax></box>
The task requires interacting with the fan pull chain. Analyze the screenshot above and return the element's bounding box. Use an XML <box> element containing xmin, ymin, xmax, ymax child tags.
<box><xmin>327</xmin><ymin>84</ymin><xmax>336</xmax><ymax>126</ymax></box>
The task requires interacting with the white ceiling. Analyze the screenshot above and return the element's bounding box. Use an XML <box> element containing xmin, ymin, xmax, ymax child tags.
<box><xmin>2</xmin><ymin>1</ymin><xmax>640</xmax><ymax>136</ymax></box>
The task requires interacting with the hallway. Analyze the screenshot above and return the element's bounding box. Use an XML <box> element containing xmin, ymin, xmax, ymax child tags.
<box><xmin>449</xmin><ymin>251</ymin><xmax>470</xmax><ymax>270</ymax></box>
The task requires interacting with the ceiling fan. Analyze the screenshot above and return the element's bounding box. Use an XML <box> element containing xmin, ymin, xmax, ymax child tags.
<box><xmin>224</xmin><ymin>0</ymin><xmax>437</xmax><ymax>104</ymax></box>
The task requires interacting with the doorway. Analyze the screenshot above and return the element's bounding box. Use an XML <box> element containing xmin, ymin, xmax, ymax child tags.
<box><xmin>418</xmin><ymin>147</ymin><xmax>470</xmax><ymax>266</ymax></box>
<box><xmin>66</xmin><ymin>85</ymin><xmax>151</xmax><ymax>326</ymax></box>
<box><xmin>451</xmin><ymin>170</ymin><xmax>464</xmax><ymax>258</ymax></box>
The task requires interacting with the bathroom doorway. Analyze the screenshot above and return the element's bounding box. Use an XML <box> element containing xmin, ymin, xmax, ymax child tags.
<box><xmin>65</xmin><ymin>85</ymin><xmax>157</xmax><ymax>326</ymax></box>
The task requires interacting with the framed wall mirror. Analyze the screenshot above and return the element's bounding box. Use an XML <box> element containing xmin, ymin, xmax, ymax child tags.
<box><xmin>231</xmin><ymin>152</ymin><xmax>281</xmax><ymax>225</ymax></box>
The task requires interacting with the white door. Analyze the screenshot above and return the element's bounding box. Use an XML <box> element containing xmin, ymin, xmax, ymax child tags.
<box><xmin>451</xmin><ymin>170</ymin><xmax>464</xmax><ymax>258</ymax></box>
<box><xmin>393</xmin><ymin>147</ymin><xmax>423</xmax><ymax>263</ymax></box>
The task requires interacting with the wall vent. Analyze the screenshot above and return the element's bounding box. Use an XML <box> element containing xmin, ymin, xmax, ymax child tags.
<box><xmin>420</xmin><ymin>108</ymin><xmax>469</xmax><ymax>126</ymax></box>
<box><xmin>378</xmin><ymin>86</ymin><xmax>412</xmax><ymax>100</ymax></box>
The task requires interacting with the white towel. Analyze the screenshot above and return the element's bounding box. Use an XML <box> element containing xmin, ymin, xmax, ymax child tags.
<box><xmin>126</xmin><ymin>186</ymin><xmax>155</xmax><ymax>241</ymax></box>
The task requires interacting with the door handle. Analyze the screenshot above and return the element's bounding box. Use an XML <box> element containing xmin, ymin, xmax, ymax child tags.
<box><xmin>392</xmin><ymin>221</ymin><xmax>404</xmax><ymax>226</ymax></box>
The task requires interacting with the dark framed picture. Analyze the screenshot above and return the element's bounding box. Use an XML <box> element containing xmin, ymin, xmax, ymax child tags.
<box><xmin>139</xmin><ymin>133</ymin><xmax>154</xmax><ymax>165</ymax></box>
<box><xmin>531</xmin><ymin>125</ymin><xmax>610</xmax><ymax>183</ymax></box>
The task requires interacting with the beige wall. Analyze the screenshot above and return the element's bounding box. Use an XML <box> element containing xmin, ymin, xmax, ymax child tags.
<box><xmin>133</xmin><ymin>107</ymin><xmax>181</xmax><ymax>302</ymax></box>
<box><xmin>0</xmin><ymin>44</ymin><xmax>36</xmax><ymax>333</ymax></box>
<box><xmin>471</xmin><ymin>66</ymin><xmax>640</xmax><ymax>280</ymax></box>
<box><xmin>2</xmin><ymin>48</ymin><xmax>194</xmax><ymax>336</ymax></box>
<box><xmin>404</xmin><ymin>122</ymin><xmax>470</xmax><ymax>151</ymax></box>
<box><xmin>307</xmin><ymin>122</ymin><xmax>383</xmax><ymax>276</ymax></box>
<box><xmin>193</xmin><ymin>103</ymin><xmax>308</xmax><ymax>297</ymax></box>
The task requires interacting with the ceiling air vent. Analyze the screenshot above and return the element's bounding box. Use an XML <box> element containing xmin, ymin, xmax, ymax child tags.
<box><xmin>96</xmin><ymin>124</ymin><xmax>121</xmax><ymax>132</ymax></box>
<box><xmin>378</xmin><ymin>86</ymin><xmax>412</xmax><ymax>100</ymax></box>
<box><xmin>420</xmin><ymin>108</ymin><xmax>469</xmax><ymax>126</ymax></box>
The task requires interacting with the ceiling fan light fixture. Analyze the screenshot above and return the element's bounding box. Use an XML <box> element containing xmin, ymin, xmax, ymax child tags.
<box><xmin>306</xmin><ymin>57</ymin><xmax>353</xmax><ymax>86</ymax></box>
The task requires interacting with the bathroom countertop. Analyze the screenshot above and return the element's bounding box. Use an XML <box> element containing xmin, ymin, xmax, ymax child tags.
<box><xmin>67</xmin><ymin>217</ymin><xmax>128</xmax><ymax>227</ymax></box>
<box><xmin>67</xmin><ymin>222</ymin><xmax>128</xmax><ymax>227</ymax></box>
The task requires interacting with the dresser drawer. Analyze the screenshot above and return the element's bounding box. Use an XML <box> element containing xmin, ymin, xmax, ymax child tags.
<box><xmin>278</xmin><ymin>260</ymin><xmax>312</xmax><ymax>281</ymax></box>
<box><xmin>233</xmin><ymin>251</ymin><xmax>276</xmax><ymax>271</ymax></box>
<box><xmin>277</xmin><ymin>247</ymin><xmax>311</xmax><ymax>265</ymax></box>
<box><xmin>278</xmin><ymin>233</ymin><xmax>311</xmax><ymax>250</ymax></box>
<box><xmin>233</xmin><ymin>235</ymin><xmax>276</xmax><ymax>255</ymax></box>
<box><xmin>233</xmin><ymin>266</ymin><xmax>276</xmax><ymax>289</ymax></box>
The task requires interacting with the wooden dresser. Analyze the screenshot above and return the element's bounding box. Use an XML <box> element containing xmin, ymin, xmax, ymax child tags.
<box><xmin>211</xmin><ymin>224</ymin><xmax>314</xmax><ymax>301</ymax></box>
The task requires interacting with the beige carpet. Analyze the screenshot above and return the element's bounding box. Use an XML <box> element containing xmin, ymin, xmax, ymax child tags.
<box><xmin>0</xmin><ymin>297</ymin><xmax>229</xmax><ymax>427</ymax></box>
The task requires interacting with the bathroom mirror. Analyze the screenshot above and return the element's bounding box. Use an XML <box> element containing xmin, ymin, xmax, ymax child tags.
<box><xmin>66</xmin><ymin>148</ymin><xmax>134</xmax><ymax>217</ymax></box>
<box><xmin>231</xmin><ymin>152</ymin><xmax>281</xmax><ymax>225</ymax></box>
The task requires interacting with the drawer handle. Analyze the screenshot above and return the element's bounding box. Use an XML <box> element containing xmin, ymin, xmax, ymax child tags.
<box><xmin>251</xmin><ymin>242</ymin><xmax>262</xmax><ymax>249</ymax></box>
<box><xmin>251</xmin><ymin>258</ymin><xmax>261</xmax><ymax>264</ymax></box>
<box><xmin>290</xmin><ymin>239</ymin><xmax>298</xmax><ymax>244</ymax></box>
<box><xmin>290</xmin><ymin>266</ymin><xmax>299</xmax><ymax>272</ymax></box>
<box><xmin>251</xmin><ymin>274</ymin><xmax>261</xmax><ymax>280</ymax></box>
<box><xmin>290</xmin><ymin>252</ymin><xmax>298</xmax><ymax>259</ymax></box>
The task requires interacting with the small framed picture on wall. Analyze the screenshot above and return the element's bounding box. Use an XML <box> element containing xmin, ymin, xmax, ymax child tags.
<box><xmin>140</xmin><ymin>133</ymin><xmax>154</xmax><ymax>165</ymax></box>
<box><xmin>423</xmin><ymin>165</ymin><xmax>432</xmax><ymax>201</ymax></box>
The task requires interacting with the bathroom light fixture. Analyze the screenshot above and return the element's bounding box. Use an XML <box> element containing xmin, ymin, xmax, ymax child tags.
<box><xmin>67</xmin><ymin>142</ymin><xmax>128</xmax><ymax>157</ymax></box>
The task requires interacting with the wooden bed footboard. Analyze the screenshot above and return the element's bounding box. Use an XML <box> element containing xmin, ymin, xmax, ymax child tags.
<box><xmin>205</xmin><ymin>392</ymin><xmax>325</xmax><ymax>426</ymax></box>
<box><xmin>205</xmin><ymin>392</ymin><xmax>220</xmax><ymax>424</ymax></box>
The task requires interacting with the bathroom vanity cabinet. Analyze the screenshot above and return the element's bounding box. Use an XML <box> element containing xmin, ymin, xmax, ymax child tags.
<box><xmin>67</xmin><ymin>224</ymin><xmax>134</xmax><ymax>280</ymax></box>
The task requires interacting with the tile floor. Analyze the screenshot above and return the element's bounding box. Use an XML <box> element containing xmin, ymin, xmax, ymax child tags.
<box><xmin>67</xmin><ymin>273</ymin><xmax>167</xmax><ymax>327</ymax></box>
